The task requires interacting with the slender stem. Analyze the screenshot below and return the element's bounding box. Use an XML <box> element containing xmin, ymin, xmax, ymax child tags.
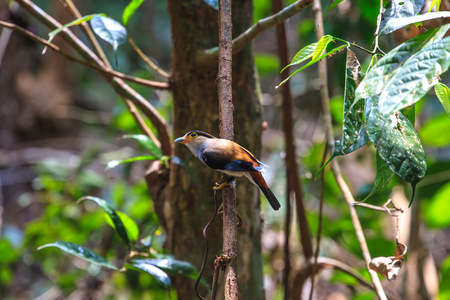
<box><xmin>309</xmin><ymin>143</ymin><xmax>328</xmax><ymax>300</ymax></box>
<box><xmin>372</xmin><ymin>0</ymin><xmax>384</xmax><ymax>54</ymax></box>
<box><xmin>196</xmin><ymin>0</ymin><xmax>314</xmax><ymax>67</ymax></box>
<box><xmin>217</xmin><ymin>0</ymin><xmax>238</xmax><ymax>299</ymax></box>
<box><xmin>128</xmin><ymin>37</ymin><xmax>170</xmax><ymax>78</ymax></box>
<box><xmin>312</xmin><ymin>0</ymin><xmax>387</xmax><ymax>299</ymax></box>
<box><xmin>314</xmin><ymin>257</ymin><xmax>374</xmax><ymax>290</ymax></box>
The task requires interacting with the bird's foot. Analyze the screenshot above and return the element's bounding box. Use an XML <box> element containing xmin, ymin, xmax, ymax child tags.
<box><xmin>213</xmin><ymin>181</ymin><xmax>232</xmax><ymax>190</ymax></box>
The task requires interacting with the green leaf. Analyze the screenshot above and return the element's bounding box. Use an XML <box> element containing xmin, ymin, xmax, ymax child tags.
<box><xmin>425</xmin><ymin>182</ymin><xmax>450</xmax><ymax>228</ymax></box>
<box><xmin>126</xmin><ymin>261</ymin><xmax>171</xmax><ymax>288</ymax></box>
<box><xmin>38</xmin><ymin>241</ymin><xmax>118</xmax><ymax>270</ymax></box>
<box><xmin>48</xmin><ymin>14</ymin><xmax>100</xmax><ymax>41</ymax></box>
<box><xmin>131</xmin><ymin>258</ymin><xmax>209</xmax><ymax>290</ymax></box>
<box><xmin>312</xmin><ymin>35</ymin><xmax>335</xmax><ymax>61</ymax></box>
<box><xmin>428</xmin><ymin>0</ymin><xmax>442</xmax><ymax>12</ymax></box>
<box><xmin>434</xmin><ymin>83</ymin><xmax>450</xmax><ymax>118</ymax></box>
<box><xmin>106</xmin><ymin>156</ymin><xmax>158</xmax><ymax>172</ymax></box>
<box><xmin>378</xmin><ymin>35</ymin><xmax>450</xmax><ymax>114</ymax></box>
<box><xmin>121</xmin><ymin>134</ymin><xmax>162</xmax><ymax>157</ymax></box>
<box><xmin>324</xmin><ymin>0</ymin><xmax>345</xmax><ymax>15</ymax></box>
<box><xmin>317</xmin><ymin>48</ymin><xmax>369</xmax><ymax>175</ymax></box>
<box><xmin>122</xmin><ymin>0</ymin><xmax>145</xmax><ymax>26</ymax></box>
<box><xmin>278</xmin><ymin>43</ymin><xmax>347</xmax><ymax>88</ymax></box>
<box><xmin>362</xmin><ymin>153</ymin><xmax>394</xmax><ymax>201</ymax></box>
<box><xmin>78</xmin><ymin>196</ymin><xmax>130</xmax><ymax>247</ymax></box>
<box><xmin>379</xmin><ymin>0</ymin><xmax>426</xmax><ymax>35</ymax></box>
<box><xmin>105</xmin><ymin>211</ymin><xmax>140</xmax><ymax>242</ymax></box>
<box><xmin>281</xmin><ymin>42</ymin><xmax>319</xmax><ymax>72</ymax></box>
<box><xmin>380</xmin><ymin>12</ymin><xmax>450</xmax><ymax>36</ymax></box>
<box><xmin>90</xmin><ymin>15</ymin><xmax>127</xmax><ymax>51</ymax></box>
<box><xmin>365</xmin><ymin>96</ymin><xmax>426</xmax><ymax>202</ymax></box>
<box><xmin>355</xmin><ymin>24</ymin><xmax>450</xmax><ymax>115</ymax></box>
<box><xmin>419</xmin><ymin>113</ymin><xmax>450</xmax><ymax>147</ymax></box>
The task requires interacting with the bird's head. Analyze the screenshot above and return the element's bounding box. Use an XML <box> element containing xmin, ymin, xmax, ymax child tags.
<box><xmin>174</xmin><ymin>130</ymin><xmax>215</xmax><ymax>156</ymax></box>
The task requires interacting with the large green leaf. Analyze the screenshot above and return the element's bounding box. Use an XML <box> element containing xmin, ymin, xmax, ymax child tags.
<box><xmin>38</xmin><ymin>241</ymin><xmax>119</xmax><ymax>270</ymax></box>
<box><xmin>379</xmin><ymin>0</ymin><xmax>425</xmax><ymax>35</ymax></box>
<box><xmin>365</xmin><ymin>96</ymin><xmax>426</xmax><ymax>202</ymax></box>
<box><xmin>122</xmin><ymin>0</ymin><xmax>145</xmax><ymax>26</ymax></box>
<box><xmin>434</xmin><ymin>83</ymin><xmax>450</xmax><ymax>119</ymax></box>
<box><xmin>126</xmin><ymin>261</ymin><xmax>171</xmax><ymax>288</ymax></box>
<box><xmin>355</xmin><ymin>24</ymin><xmax>450</xmax><ymax>115</ymax></box>
<box><xmin>380</xmin><ymin>11</ymin><xmax>450</xmax><ymax>36</ymax></box>
<box><xmin>317</xmin><ymin>48</ymin><xmax>369</xmax><ymax>175</ymax></box>
<box><xmin>78</xmin><ymin>196</ymin><xmax>130</xmax><ymax>247</ymax></box>
<box><xmin>90</xmin><ymin>15</ymin><xmax>127</xmax><ymax>51</ymax></box>
<box><xmin>378</xmin><ymin>36</ymin><xmax>450</xmax><ymax>114</ymax></box>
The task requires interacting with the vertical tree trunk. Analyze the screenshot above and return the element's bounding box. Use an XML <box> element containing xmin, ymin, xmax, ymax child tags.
<box><xmin>145</xmin><ymin>0</ymin><xmax>264</xmax><ymax>299</ymax></box>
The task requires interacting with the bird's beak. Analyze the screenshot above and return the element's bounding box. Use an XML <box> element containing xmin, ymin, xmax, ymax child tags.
<box><xmin>174</xmin><ymin>137</ymin><xmax>187</xmax><ymax>144</ymax></box>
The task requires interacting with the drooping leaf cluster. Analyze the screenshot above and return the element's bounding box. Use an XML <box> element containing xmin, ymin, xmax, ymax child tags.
<box><xmin>285</xmin><ymin>0</ymin><xmax>450</xmax><ymax>205</ymax></box>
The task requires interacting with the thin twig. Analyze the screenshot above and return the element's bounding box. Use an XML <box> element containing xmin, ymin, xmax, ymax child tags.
<box><xmin>128</xmin><ymin>36</ymin><xmax>170</xmax><ymax>78</ymax></box>
<box><xmin>312</xmin><ymin>0</ymin><xmax>387</xmax><ymax>298</ymax></box>
<box><xmin>309</xmin><ymin>142</ymin><xmax>328</xmax><ymax>300</ymax></box>
<box><xmin>196</xmin><ymin>0</ymin><xmax>314</xmax><ymax>67</ymax></box>
<box><xmin>194</xmin><ymin>190</ymin><xmax>220</xmax><ymax>300</ymax></box>
<box><xmin>353</xmin><ymin>200</ymin><xmax>404</xmax><ymax>215</ymax></box>
<box><xmin>372</xmin><ymin>0</ymin><xmax>384</xmax><ymax>54</ymax></box>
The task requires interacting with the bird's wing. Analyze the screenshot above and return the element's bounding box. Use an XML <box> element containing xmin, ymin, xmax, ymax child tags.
<box><xmin>200</xmin><ymin>139</ymin><xmax>262</xmax><ymax>172</ymax></box>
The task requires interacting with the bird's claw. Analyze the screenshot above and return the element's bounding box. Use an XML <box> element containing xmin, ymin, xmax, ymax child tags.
<box><xmin>213</xmin><ymin>181</ymin><xmax>232</xmax><ymax>190</ymax></box>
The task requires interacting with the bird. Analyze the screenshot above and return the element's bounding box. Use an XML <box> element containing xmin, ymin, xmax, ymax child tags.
<box><xmin>174</xmin><ymin>130</ymin><xmax>280</xmax><ymax>210</ymax></box>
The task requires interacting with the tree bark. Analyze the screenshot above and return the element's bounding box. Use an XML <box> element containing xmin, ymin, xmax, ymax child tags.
<box><xmin>145</xmin><ymin>0</ymin><xmax>264</xmax><ymax>299</ymax></box>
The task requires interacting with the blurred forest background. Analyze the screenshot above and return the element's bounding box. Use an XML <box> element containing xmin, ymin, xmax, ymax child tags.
<box><xmin>1</xmin><ymin>0</ymin><xmax>450</xmax><ymax>299</ymax></box>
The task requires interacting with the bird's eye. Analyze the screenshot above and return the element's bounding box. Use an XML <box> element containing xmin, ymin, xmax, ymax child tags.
<box><xmin>190</xmin><ymin>132</ymin><xmax>198</xmax><ymax>138</ymax></box>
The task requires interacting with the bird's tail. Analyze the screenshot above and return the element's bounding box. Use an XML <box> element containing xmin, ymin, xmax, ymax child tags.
<box><xmin>250</xmin><ymin>172</ymin><xmax>281</xmax><ymax>211</ymax></box>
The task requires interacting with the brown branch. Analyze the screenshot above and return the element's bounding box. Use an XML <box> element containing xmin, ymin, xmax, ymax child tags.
<box><xmin>217</xmin><ymin>0</ymin><xmax>238</xmax><ymax>299</ymax></box>
<box><xmin>196</xmin><ymin>0</ymin><xmax>314</xmax><ymax>67</ymax></box>
<box><xmin>15</xmin><ymin>0</ymin><xmax>172</xmax><ymax>155</ymax></box>
<box><xmin>271</xmin><ymin>0</ymin><xmax>313</xmax><ymax>298</ymax></box>
<box><xmin>312</xmin><ymin>0</ymin><xmax>387</xmax><ymax>298</ymax></box>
